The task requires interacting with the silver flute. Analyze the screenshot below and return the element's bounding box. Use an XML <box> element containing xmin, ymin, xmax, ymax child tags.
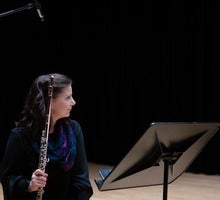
<box><xmin>36</xmin><ymin>75</ymin><xmax>54</xmax><ymax>200</ymax></box>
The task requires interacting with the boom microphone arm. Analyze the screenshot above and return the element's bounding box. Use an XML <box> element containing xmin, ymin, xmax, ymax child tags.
<box><xmin>0</xmin><ymin>3</ymin><xmax>34</xmax><ymax>18</ymax></box>
<box><xmin>0</xmin><ymin>1</ymin><xmax>45</xmax><ymax>21</ymax></box>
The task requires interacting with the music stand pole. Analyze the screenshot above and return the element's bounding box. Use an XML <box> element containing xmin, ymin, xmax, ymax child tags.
<box><xmin>163</xmin><ymin>159</ymin><xmax>169</xmax><ymax>200</ymax></box>
<box><xmin>162</xmin><ymin>152</ymin><xmax>182</xmax><ymax>200</ymax></box>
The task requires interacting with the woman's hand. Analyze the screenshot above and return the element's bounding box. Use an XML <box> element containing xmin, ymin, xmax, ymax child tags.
<box><xmin>28</xmin><ymin>169</ymin><xmax>48</xmax><ymax>192</ymax></box>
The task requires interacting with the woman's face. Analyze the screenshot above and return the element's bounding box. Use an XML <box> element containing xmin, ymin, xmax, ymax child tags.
<box><xmin>51</xmin><ymin>85</ymin><xmax>76</xmax><ymax>121</ymax></box>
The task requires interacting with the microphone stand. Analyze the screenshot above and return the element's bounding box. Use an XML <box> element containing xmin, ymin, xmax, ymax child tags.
<box><xmin>0</xmin><ymin>3</ymin><xmax>35</xmax><ymax>18</ymax></box>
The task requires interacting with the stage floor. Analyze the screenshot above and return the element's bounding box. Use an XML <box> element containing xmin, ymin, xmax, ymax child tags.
<box><xmin>89</xmin><ymin>162</ymin><xmax>220</xmax><ymax>200</ymax></box>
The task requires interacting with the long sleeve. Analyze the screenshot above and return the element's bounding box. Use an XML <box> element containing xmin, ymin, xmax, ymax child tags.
<box><xmin>70</xmin><ymin>120</ymin><xmax>93</xmax><ymax>200</ymax></box>
<box><xmin>0</xmin><ymin>128</ymin><xmax>35</xmax><ymax>200</ymax></box>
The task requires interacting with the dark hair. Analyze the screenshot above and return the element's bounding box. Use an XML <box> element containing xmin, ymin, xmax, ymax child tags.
<box><xmin>16</xmin><ymin>73</ymin><xmax>72</xmax><ymax>137</ymax></box>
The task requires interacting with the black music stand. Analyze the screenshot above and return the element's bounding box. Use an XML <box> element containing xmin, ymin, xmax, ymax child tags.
<box><xmin>95</xmin><ymin>122</ymin><xmax>220</xmax><ymax>200</ymax></box>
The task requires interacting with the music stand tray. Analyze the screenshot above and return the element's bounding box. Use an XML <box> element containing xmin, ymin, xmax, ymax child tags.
<box><xmin>95</xmin><ymin>122</ymin><xmax>220</xmax><ymax>199</ymax></box>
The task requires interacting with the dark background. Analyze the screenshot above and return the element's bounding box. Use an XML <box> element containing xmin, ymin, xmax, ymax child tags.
<box><xmin>1</xmin><ymin>0</ymin><xmax>220</xmax><ymax>174</ymax></box>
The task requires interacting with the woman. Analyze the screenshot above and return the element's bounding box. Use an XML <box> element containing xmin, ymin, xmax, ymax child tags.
<box><xmin>0</xmin><ymin>73</ymin><xmax>93</xmax><ymax>200</ymax></box>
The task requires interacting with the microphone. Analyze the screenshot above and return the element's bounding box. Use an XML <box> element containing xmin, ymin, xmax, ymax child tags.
<box><xmin>33</xmin><ymin>0</ymin><xmax>45</xmax><ymax>22</ymax></box>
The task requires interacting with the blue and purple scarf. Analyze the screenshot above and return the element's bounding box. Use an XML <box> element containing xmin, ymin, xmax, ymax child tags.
<box><xmin>33</xmin><ymin>120</ymin><xmax>76</xmax><ymax>171</ymax></box>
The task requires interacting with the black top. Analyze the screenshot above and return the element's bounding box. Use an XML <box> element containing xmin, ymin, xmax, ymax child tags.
<box><xmin>0</xmin><ymin>120</ymin><xmax>93</xmax><ymax>200</ymax></box>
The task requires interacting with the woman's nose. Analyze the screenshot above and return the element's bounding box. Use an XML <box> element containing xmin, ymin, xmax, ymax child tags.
<box><xmin>71</xmin><ymin>97</ymin><xmax>76</xmax><ymax>106</ymax></box>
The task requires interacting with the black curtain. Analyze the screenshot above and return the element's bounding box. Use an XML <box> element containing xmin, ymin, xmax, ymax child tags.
<box><xmin>1</xmin><ymin>0</ymin><xmax>220</xmax><ymax>174</ymax></box>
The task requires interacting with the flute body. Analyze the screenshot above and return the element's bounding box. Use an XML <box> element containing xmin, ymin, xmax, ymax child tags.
<box><xmin>36</xmin><ymin>76</ymin><xmax>54</xmax><ymax>200</ymax></box>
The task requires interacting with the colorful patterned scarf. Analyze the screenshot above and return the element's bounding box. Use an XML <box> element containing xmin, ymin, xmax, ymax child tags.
<box><xmin>33</xmin><ymin>120</ymin><xmax>76</xmax><ymax>171</ymax></box>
